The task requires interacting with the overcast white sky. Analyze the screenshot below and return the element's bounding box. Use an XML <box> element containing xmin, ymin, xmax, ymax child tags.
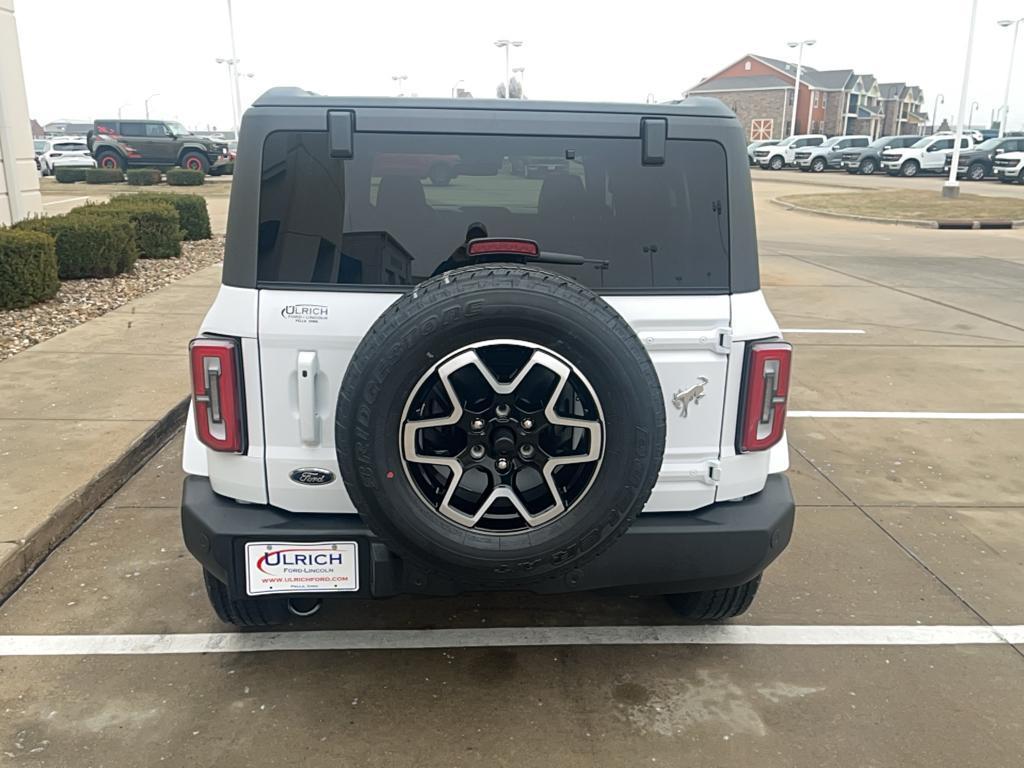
<box><xmin>14</xmin><ymin>0</ymin><xmax>1024</xmax><ymax>132</ymax></box>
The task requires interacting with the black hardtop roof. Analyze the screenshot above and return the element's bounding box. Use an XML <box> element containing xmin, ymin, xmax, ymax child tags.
<box><xmin>252</xmin><ymin>87</ymin><xmax>735</xmax><ymax>120</ymax></box>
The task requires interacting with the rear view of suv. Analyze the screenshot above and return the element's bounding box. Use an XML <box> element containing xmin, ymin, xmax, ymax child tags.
<box><xmin>87</xmin><ymin>119</ymin><xmax>231</xmax><ymax>174</ymax></box>
<box><xmin>181</xmin><ymin>90</ymin><xmax>795</xmax><ymax>626</ymax></box>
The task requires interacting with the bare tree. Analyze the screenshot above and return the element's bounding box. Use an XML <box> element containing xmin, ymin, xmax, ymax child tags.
<box><xmin>508</xmin><ymin>77</ymin><xmax>523</xmax><ymax>99</ymax></box>
<box><xmin>496</xmin><ymin>82</ymin><xmax>507</xmax><ymax>99</ymax></box>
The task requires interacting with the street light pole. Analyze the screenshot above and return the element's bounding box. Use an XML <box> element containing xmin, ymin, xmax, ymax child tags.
<box><xmin>144</xmin><ymin>93</ymin><xmax>159</xmax><ymax>119</ymax></box>
<box><xmin>391</xmin><ymin>75</ymin><xmax>408</xmax><ymax>96</ymax></box>
<box><xmin>117</xmin><ymin>103</ymin><xmax>131</xmax><ymax>119</ymax></box>
<box><xmin>494</xmin><ymin>40</ymin><xmax>523</xmax><ymax>98</ymax></box>
<box><xmin>931</xmin><ymin>93</ymin><xmax>944</xmax><ymax>133</ymax></box>
<box><xmin>944</xmin><ymin>0</ymin><xmax>979</xmax><ymax>199</ymax></box>
<box><xmin>216</xmin><ymin>58</ymin><xmax>239</xmax><ymax>135</ymax></box>
<box><xmin>968</xmin><ymin>100</ymin><xmax>979</xmax><ymax>129</ymax></box>
<box><xmin>997</xmin><ymin>17</ymin><xmax>1023</xmax><ymax>138</ymax></box>
<box><xmin>787</xmin><ymin>40</ymin><xmax>815</xmax><ymax>138</ymax></box>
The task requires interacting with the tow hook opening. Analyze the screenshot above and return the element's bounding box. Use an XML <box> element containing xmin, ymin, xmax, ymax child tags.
<box><xmin>287</xmin><ymin>597</ymin><xmax>323</xmax><ymax>617</ymax></box>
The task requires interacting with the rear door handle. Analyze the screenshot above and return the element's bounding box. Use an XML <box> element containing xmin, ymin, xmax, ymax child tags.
<box><xmin>297</xmin><ymin>351</ymin><xmax>320</xmax><ymax>444</ymax></box>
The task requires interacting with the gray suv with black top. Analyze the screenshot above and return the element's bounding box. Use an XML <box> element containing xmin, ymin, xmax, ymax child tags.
<box><xmin>841</xmin><ymin>135</ymin><xmax>921</xmax><ymax>175</ymax></box>
<box><xmin>944</xmin><ymin>136</ymin><xmax>1024</xmax><ymax>181</ymax></box>
<box><xmin>87</xmin><ymin>119</ymin><xmax>231</xmax><ymax>174</ymax></box>
<box><xmin>180</xmin><ymin>89</ymin><xmax>795</xmax><ymax>626</ymax></box>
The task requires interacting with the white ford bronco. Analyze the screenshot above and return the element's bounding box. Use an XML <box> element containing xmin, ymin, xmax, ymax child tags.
<box><xmin>181</xmin><ymin>89</ymin><xmax>795</xmax><ymax>626</ymax></box>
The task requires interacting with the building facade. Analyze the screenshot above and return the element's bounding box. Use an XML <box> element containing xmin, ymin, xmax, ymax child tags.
<box><xmin>0</xmin><ymin>0</ymin><xmax>41</xmax><ymax>226</ymax></box>
<box><xmin>687</xmin><ymin>54</ymin><xmax>927</xmax><ymax>141</ymax></box>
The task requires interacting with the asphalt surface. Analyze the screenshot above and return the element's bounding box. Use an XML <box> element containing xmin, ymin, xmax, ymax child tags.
<box><xmin>2</xmin><ymin>172</ymin><xmax>1023</xmax><ymax>767</ymax></box>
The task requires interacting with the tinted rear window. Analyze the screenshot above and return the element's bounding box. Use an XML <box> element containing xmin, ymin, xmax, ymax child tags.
<box><xmin>256</xmin><ymin>130</ymin><xmax>729</xmax><ymax>292</ymax></box>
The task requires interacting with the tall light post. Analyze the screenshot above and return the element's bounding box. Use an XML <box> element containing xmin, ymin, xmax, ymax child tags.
<box><xmin>997</xmin><ymin>17</ymin><xmax>1024</xmax><ymax>137</ymax></box>
<box><xmin>931</xmin><ymin>93</ymin><xmax>944</xmax><ymax>133</ymax></box>
<box><xmin>513</xmin><ymin>66</ymin><xmax>525</xmax><ymax>98</ymax></box>
<box><xmin>144</xmin><ymin>93</ymin><xmax>159</xmax><ymax>119</ymax></box>
<box><xmin>786</xmin><ymin>40</ymin><xmax>815</xmax><ymax>138</ymax></box>
<box><xmin>392</xmin><ymin>75</ymin><xmax>408</xmax><ymax>96</ymax></box>
<box><xmin>944</xmin><ymin>0</ymin><xmax>979</xmax><ymax>199</ymax></box>
<box><xmin>117</xmin><ymin>102</ymin><xmax>132</xmax><ymax>119</ymax></box>
<box><xmin>451</xmin><ymin>79</ymin><xmax>465</xmax><ymax>98</ymax></box>
<box><xmin>494</xmin><ymin>39</ymin><xmax>523</xmax><ymax>99</ymax></box>
<box><xmin>216</xmin><ymin>57</ymin><xmax>240</xmax><ymax>135</ymax></box>
<box><xmin>968</xmin><ymin>100</ymin><xmax>979</xmax><ymax>129</ymax></box>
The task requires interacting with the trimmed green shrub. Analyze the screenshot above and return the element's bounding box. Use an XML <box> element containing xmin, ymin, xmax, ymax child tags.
<box><xmin>71</xmin><ymin>200</ymin><xmax>181</xmax><ymax>259</ymax></box>
<box><xmin>84</xmin><ymin>168</ymin><xmax>125</xmax><ymax>184</ymax></box>
<box><xmin>0</xmin><ymin>228</ymin><xmax>59</xmax><ymax>309</ymax></box>
<box><xmin>18</xmin><ymin>214</ymin><xmax>137</xmax><ymax>279</ymax></box>
<box><xmin>120</xmin><ymin>192</ymin><xmax>211</xmax><ymax>240</ymax></box>
<box><xmin>126</xmin><ymin>168</ymin><xmax>162</xmax><ymax>186</ymax></box>
<box><xmin>54</xmin><ymin>167</ymin><xmax>88</xmax><ymax>183</ymax></box>
<box><xmin>165</xmin><ymin>167</ymin><xmax>205</xmax><ymax>186</ymax></box>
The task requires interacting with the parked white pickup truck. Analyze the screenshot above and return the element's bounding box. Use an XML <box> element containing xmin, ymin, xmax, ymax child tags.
<box><xmin>881</xmin><ymin>134</ymin><xmax>973</xmax><ymax>177</ymax></box>
<box><xmin>754</xmin><ymin>134</ymin><xmax>827</xmax><ymax>170</ymax></box>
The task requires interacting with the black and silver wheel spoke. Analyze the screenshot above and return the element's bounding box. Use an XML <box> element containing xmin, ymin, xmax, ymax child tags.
<box><xmin>401</xmin><ymin>341</ymin><xmax>604</xmax><ymax>533</ymax></box>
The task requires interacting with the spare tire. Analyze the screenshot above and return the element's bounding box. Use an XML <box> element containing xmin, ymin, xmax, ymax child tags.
<box><xmin>335</xmin><ymin>265</ymin><xmax>666</xmax><ymax>587</ymax></box>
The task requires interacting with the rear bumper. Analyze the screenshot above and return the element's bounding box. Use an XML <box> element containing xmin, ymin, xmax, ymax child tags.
<box><xmin>182</xmin><ymin>474</ymin><xmax>795</xmax><ymax>599</ymax></box>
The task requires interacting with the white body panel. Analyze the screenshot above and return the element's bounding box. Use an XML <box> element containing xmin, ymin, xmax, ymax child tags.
<box><xmin>186</xmin><ymin>287</ymin><xmax>785</xmax><ymax>515</ymax></box>
<box><xmin>881</xmin><ymin>136</ymin><xmax>973</xmax><ymax>173</ymax></box>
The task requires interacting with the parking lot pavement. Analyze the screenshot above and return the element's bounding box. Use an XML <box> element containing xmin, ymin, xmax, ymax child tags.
<box><xmin>1</xmin><ymin>196</ymin><xmax>1023</xmax><ymax>766</ymax></box>
<box><xmin>751</xmin><ymin>166</ymin><xmax>1024</xmax><ymax>199</ymax></box>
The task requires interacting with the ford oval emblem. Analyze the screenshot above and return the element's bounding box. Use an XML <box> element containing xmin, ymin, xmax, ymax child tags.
<box><xmin>289</xmin><ymin>468</ymin><xmax>335</xmax><ymax>486</ymax></box>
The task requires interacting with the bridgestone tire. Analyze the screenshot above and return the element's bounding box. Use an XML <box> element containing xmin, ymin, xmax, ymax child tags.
<box><xmin>665</xmin><ymin>576</ymin><xmax>761</xmax><ymax>621</ymax></box>
<box><xmin>335</xmin><ymin>265</ymin><xmax>666</xmax><ymax>587</ymax></box>
<box><xmin>203</xmin><ymin>569</ymin><xmax>288</xmax><ymax>627</ymax></box>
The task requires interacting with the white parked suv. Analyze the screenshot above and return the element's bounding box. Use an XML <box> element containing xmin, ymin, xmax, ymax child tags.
<box><xmin>992</xmin><ymin>151</ymin><xmax>1024</xmax><ymax>183</ymax></box>
<box><xmin>35</xmin><ymin>138</ymin><xmax>95</xmax><ymax>176</ymax></box>
<box><xmin>180</xmin><ymin>90</ymin><xmax>796</xmax><ymax>627</ymax></box>
<box><xmin>754</xmin><ymin>134</ymin><xmax>827</xmax><ymax>170</ymax></box>
<box><xmin>881</xmin><ymin>133</ymin><xmax>973</xmax><ymax>177</ymax></box>
<box><xmin>794</xmin><ymin>135</ymin><xmax>871</xmax><ymax>172</ymax></box>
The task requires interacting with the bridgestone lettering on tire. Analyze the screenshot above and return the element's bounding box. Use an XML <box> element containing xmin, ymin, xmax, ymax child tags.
<box><xmin>335</xmin><ymin>265</ymin><xmax>666</xmax><ymax>587</ymax></box>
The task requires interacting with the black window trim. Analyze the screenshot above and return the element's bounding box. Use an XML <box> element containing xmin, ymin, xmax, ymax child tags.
<box><xmin>254</xmin><ymin>128</ymin><xmax>733</xmax><ymax>297</ymax></box>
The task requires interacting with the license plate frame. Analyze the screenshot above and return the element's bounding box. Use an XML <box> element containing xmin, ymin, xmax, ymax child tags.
<box><xmin>244</xmin><ymin>541</ymin><xmax>359</xmax><ymax>595</ymax></box>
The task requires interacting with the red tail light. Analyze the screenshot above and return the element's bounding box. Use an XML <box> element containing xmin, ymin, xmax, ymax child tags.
<box><xmin>737</xmin><ymin>340</ymin><xmax>792</xmax><ymax>453</ymax></box>
<box><xmin>189</xmin><ymin>337</ymin><xmax>246</xmax><ymax>453</ymax></box>
<box><xmin>467</xmin><ymin>238</ymin><xmax>540</xmax><ymax>257</ymax></box>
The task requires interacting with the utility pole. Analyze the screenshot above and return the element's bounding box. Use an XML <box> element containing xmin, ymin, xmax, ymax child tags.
<box><xmin>944</xmin><ymin>0</ymin><xmax>979</xmax><ymax>199</ymax></box>
<box><xmin>997</xmin><ymin>17</ymin><xmax>1023</xmax><ymax>137</ymax></box>
<box><xmin>787</xmin><ymin>40</ymin><xmax>815</xmax><ymax>137</ymax></box>
<box><xmin>494</xmin><ymin>40</ymin><xmax>523</xmax><ymax>98</ymax></box>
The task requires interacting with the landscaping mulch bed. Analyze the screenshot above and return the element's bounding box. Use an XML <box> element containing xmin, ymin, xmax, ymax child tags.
<box><xmin>0</xmin><ymin>237</ymin><xmax>223</xmax><ymax>361</ymax></box>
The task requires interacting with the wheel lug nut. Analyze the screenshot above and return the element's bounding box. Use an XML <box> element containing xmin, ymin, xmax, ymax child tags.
<box><xmin>496</xmin><ymin>457</ymin><xmax>510</xmax><ymax>472</ymax></box>
<box><xmin>470</xmin><ymin>445</ymin><xmax>486</xmax><ymax>460</ymax></box>
<box><xmin>521</xmin><ymin>418</ymin><xmax>534</xmax><ymax>430</ymax></box>
<box><xmin>495</xmin><ymin>404</ymin><xmax>511</xmax><ymax>419</ymax></box>
<box><xmin>519</xmin><ymin>444</ymin><xmax>535</xmax><ymax>459</ymax></box>
<box><xmin>470</xmin><ymin>418</ymin><xmax>485</xmax><ymax>432</ymax></box>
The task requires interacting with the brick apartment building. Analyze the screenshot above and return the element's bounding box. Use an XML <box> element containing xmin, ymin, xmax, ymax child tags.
<box><xmin>686</xmin><ymin>54</ymin><xmax>927</xmax><ymax>140</ymax></box>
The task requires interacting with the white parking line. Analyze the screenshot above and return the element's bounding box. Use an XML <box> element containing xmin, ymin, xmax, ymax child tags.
<box><xmin>790</xmin><ymin>411</ymin><xmax>1024</xmax><ymax>420</ymax></box>
<box><xmin>42</xmin><ymin>196</ymin><xmax>90</xmax><ymax>207</ymax></box>
<box><xmin>781</xmin><ymin>328</ymin><xmax>866</xmax><ymax>334</ymax></box>
<box><xmin>0</xmin><ymin>625</ymin><xmax>1021</xmax><ymax>656</ymax></box>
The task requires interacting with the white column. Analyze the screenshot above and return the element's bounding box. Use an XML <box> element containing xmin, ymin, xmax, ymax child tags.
<box><xmin>0</xmin><ymin>0</ymin><xmax>42</xmax><ymax>225</ymax></box>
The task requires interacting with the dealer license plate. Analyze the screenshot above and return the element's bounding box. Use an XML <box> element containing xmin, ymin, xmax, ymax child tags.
<box><xmin>245</xmin><ymin>541</ymin><xmax>359</xmax><ymax>595</ymax></box>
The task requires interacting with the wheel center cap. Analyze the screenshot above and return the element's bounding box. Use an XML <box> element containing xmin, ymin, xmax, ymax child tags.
<box><xmin>491</xmin><ymin>427</ymin><xmax>516</xmax><ymax>456</ymax></box>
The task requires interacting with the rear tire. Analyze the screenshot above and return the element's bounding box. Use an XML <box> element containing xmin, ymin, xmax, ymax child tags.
<box><xmin>95</xmin><ymin>150</ymin><xmax>125</xmax><ymax>171</ymax></box>
<box><xmin>180</xmin><ymin>151</ymin><xmax>210</xmax><ymax>174</ymax></box>
<box><xmin>665</xmin><ymin>576</ymin><xmax>761</xmax><ymax>621</ymax></box>
<box><xmin>203</xmin><ymin>569</ymin><xmax>289</xmax><ymax>627</ymax></box>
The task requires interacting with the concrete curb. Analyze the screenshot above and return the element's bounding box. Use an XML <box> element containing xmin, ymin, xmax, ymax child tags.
<box><xmin>770</xmin><ymin>197</ymin><xmax>1024</xmax><ymax>230</ymax></box>
<box><xmin>0</xmin><ymin>397</ymin><xmax>189</xmax><ymax>602</ymax></box>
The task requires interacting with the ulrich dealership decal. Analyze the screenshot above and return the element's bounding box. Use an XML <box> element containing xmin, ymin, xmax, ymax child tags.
<box><xmin>245</xmin><ymin>541</ymin><xmax>359</xmax><ymax>594</ymax></box>
<box><xmin>281</xmin><ymin>304</ymin><xmax>328</xmax><ymax>324</ymax></box>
